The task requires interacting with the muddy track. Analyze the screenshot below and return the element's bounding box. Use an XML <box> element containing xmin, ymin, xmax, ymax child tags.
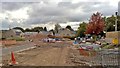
<box><xmin>3</xmin><ymin>41</ymin><xmax>83</xmax><ymax>66</ymax></box>
<box><xmin>16</xmin><ymin>44</ymin><xmax>70</xmax><ymax>66</ymax></box>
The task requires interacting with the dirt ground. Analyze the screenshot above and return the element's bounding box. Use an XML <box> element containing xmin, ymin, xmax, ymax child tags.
<box><xmin>19</xmin><ymin>46</ymin><xmax>70</xmax><ymax>66</ymax></box>
<box><xmin>2</xmin><ymin>41</ymin><xmax>74</xmax><ymax>66</ymax></box>
<box><xmin>3</xmin><ymin>40</ymin><xmax>96</xmax><ymax>66</ymax></box>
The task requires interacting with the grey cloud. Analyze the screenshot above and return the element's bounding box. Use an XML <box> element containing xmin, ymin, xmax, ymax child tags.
<box><xmin>67</xmin><ymin>13</ymin><xmax>91</xmax><ymax>22</ymax></box>
<box><xmin>58</xmin><ymin>2</ymin><xmax>80</xmax><ymax>9</ymax></box>
<box><xmin>57</xmin><ymin>2</ymin><xmax>103</xmax><ymax>9</ymax></box>
<box><xmin>0</xmin><ymin>20</ymin><xmax>19</xmax><ymax>29</ymax></box>
<box><xmin>1</xmin><ymin>1</ymin><xmax>118</xmax><ymax>29</ymax></box>
<box><xmin>28</xmin><ymin>6</ymin><xmax>69</xmax><ymax>17</ymax></box>
<box><xmin>2</xmin><ymin>2</ymin><xmax>25</xmax><ymax>11</ymax></box>
<box><xmin>80</xmin><ymin>2</ymin><xmax>117</xmax><ymax>16</ymax></box>
<box><xmin>28</xmin><ymin>1</ymin><xmax>72</xmax><ymax>17</ymax></box>
<box><xmin>118</xmin><ymin>1</ymin><xmax>120</xmax><ymax>16</ymax></box>
<box><xmin>27</xmin><ymin>1</ymin><xmax>116</xmax><ymax>25</ymax></box>
<box><xmin>1</xmin><ymin>2</ymin><xmax>38</xmax><ymax>12</ymax></box>
<box><xmin>0</xmin><ymin>3</ymin><xmax>2</xmax><ymax>13</ymax></box>
<box><xmin>1</xmin><ymin>19</ymin><xmax>24</xmax><ymax>29</ymax></box>
<box><xmin>1</xmin><ymin>19</ymin><xmax>10</xmax><ymax>29</ymax></box>
<box><xmin>25</xmin><ymin>16</ymin><xmax>68</xmax><ymax>25</ymax></box>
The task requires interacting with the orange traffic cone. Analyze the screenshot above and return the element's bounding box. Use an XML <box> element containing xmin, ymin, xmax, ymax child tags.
<box><xmin>11</xmin><ymin>52</ymin><xmax>16</xmax><ymax>64</ymax></box>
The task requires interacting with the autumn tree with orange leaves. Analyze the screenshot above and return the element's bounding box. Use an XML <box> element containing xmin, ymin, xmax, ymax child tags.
<box><xmin>85</xmin><ymin>12</ymin><xmax>105</xmax><ymax>35</ymax></box>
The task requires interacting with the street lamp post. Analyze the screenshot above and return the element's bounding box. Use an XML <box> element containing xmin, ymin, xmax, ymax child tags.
<box><xmin>115</xmin><ymin>12</ymin><xmax>118</xmax><ymax>31</ymax></box>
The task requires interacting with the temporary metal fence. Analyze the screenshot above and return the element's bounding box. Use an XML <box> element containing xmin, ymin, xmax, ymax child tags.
<box><xmin>79</xmin><ymin>49</ymin><xmax>120</xmax><ymax>67</ymax></box>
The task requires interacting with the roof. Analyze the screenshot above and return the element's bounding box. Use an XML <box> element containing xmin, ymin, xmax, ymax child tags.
<box><xmin>12</xmin><ymin>29</ymin><xmax>23</xmax><ymax>33</ymax></box>
<box><xmin>0</xmin><ymin>30</ymin><xmax>8</xmax><ymax>33</ymax></box>
<box><xmin>40</xmin><ymin>31</ymin><xmax>49</xmax><ymax>34</ymax></box>
<box><xmin>24</xmin><ymin>32</ymin><xmax>38</xmax><ymax>35</ymax></box>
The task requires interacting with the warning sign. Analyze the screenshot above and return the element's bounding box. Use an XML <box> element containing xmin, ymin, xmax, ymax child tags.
<box><xmin>112</xmin><ymin>38</ymin><xmax>118</xmax><ymax>45</ymax></box>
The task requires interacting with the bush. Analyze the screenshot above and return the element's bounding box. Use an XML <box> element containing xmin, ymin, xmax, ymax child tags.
<box><xmin>69</xmin><ymin>36</ymin><xmax>76</xmax><ymax>40</ymax></box>
<box><xmin>14</xmin><ymin>37</ymin><xmax>25</xmax><ymax>41</ymax></box>
<box><xmin>7</xmin><ymin>37</ymin><xmax>25</xmax><ymax>41</ymax></box>
<box><xmin>63</xmin><ymin>36</ymin><xmax>76</xmax><ymax>40</ymax></box>
<box><xmin>6</xmin><ymin>37</ymin><xmax>14</xmax><ymax>40</ymax></box>
<box><xmin>102</xmin><ymin>45</ymin><xmax>115</xmax><ymax>49</ymax></box>
<box><xmin>15</xmin><ymin>37</ymin><xmax>25</xmax><ymax>41</ymax></box>
<box><xmin>1</xmin><ymin>38</ymin><xmax>6</xmax><ymax>40</ymax></box>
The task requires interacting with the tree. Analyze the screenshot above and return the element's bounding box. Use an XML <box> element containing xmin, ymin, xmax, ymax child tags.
<box><xmin>43</xmin><ymin>27</ymin><xmax>47</xmax><ymax>31</ymax></box>
<box><xmin>85</xmin><ymin>12</ymin><xmax>105</xmax><ymax>35</ymax></box>
<box><xmin>32</xmin><ymin>27</ymin><xmax>43</xmax><ymax>33</ymax></box>
<box><xmin>76</xmin><ymin>22</ymin><xmax>87</xmax><ymax>37</ymax></box>
<box><xmin>54</xmin><ymin>23</ymin><xmax>61</xmax><ymax>33</ymax></box>
<box><xmin>104</xmin><ymin>15</ymin><xmax>120</xmax><ymax>31</ymax></box>
<box><xmin>13</xmin><ymin>27</ymin><xmax>24</xmax><ymax>32</ymax></box>
<box><xmin>25</xmin><ymin>28</ymin><xmax>31</xmax><ymax>32</ymax></box>
<box><xmin>117</xmin><ymin>16</ymin><xmax>120</xmax><ymax>31</ymax></box>
<box><xmin>66</xmin><ymin>25</ymin><xmax>74</xmax><ymax>31</ymax></box>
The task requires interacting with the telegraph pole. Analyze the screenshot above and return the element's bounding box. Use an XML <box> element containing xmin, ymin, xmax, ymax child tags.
<box><xmin>115</xmin><ymin>12</ymin><xmax>118</xmax><ymax>31</ymax></box>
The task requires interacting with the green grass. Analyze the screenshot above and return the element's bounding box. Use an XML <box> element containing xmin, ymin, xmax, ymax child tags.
<box><xmin>118</xmin><ymin>46</ymin><xmax>120</xmax><ymax>49</ymax></box>
<box><xmin>7</xmin><ymin>36</ymin><xmax>25</xmax><ymax>41</ymax></box>
<box><xmin>102</xmin><ymin>44</ymin><xmax>116</xmax><ymax>49</ymax></box>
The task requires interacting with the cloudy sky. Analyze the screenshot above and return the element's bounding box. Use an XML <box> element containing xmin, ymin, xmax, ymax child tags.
<box><xmin>0</xmin><ymin>0</ymin><xmax>120</xmax><ymax>30</ymax></box>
